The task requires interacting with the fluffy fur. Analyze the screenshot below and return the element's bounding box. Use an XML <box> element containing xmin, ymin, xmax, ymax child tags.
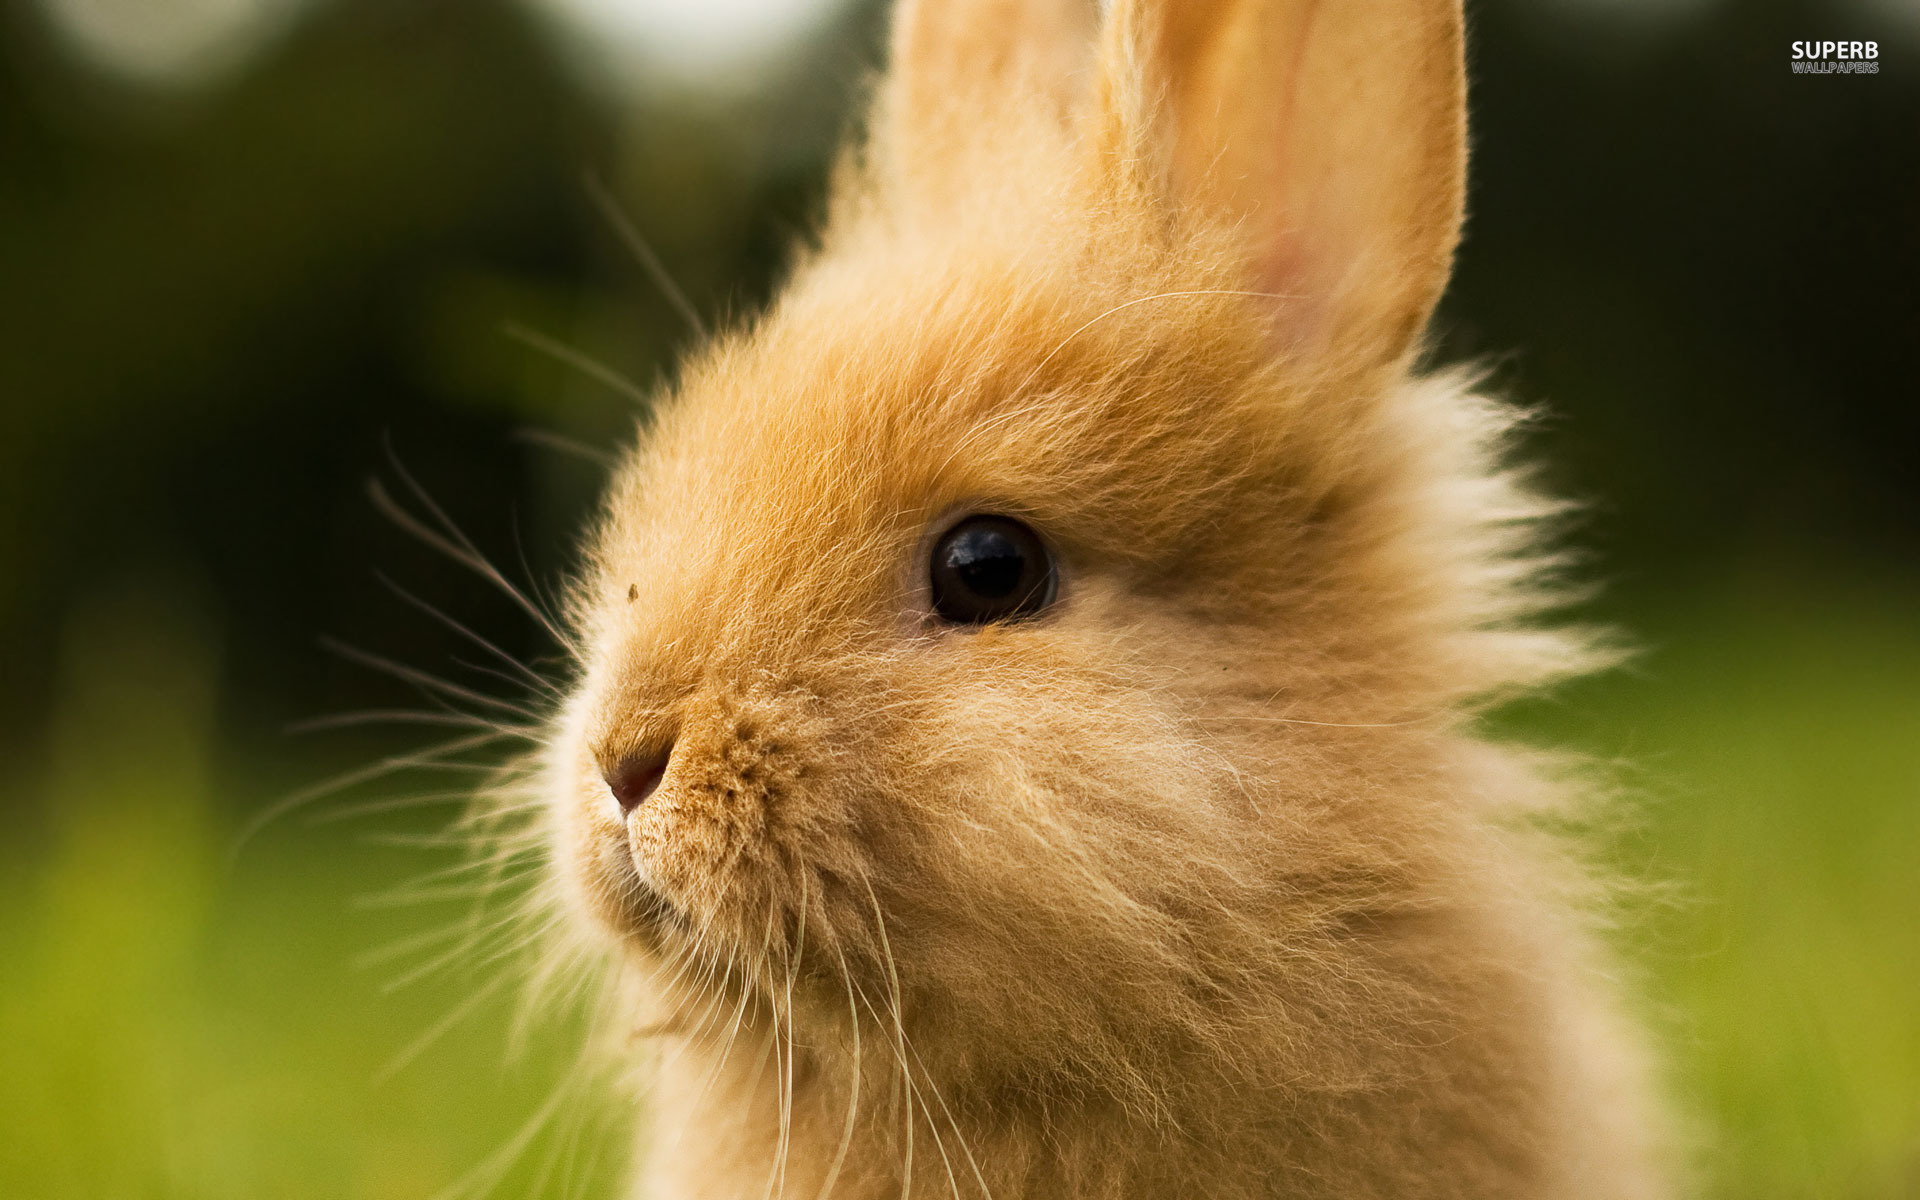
<box><xmin>529</xmin><ymin>0</ymin><xmax>1673</xmax><ymax>1195</ymax></box>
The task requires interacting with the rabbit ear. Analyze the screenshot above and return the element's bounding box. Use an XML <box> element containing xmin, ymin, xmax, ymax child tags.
<box><xmin>1093</xmin><ymin>0</ymin><xmax>1466</xmax><ymax>369</ymax></box>
<box><xmin>872</xmin><ymin>0</ymin><xmax>1100</xmax><ymax>196</ymax></box>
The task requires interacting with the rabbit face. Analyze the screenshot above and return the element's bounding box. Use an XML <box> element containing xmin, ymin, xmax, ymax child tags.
<box><xmin>544</xmin><ymin>0</ymin><xmax>1619</xmax><ymax>1130</ymax></box>
<box><xmin>551</xmin><ymin>226</ymin><xmax>1486</xmax><ymax>1098</ymax></box>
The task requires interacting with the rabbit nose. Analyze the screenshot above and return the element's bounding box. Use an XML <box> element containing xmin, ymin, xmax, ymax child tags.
<box><xmin>604</xmin><ymin>745</ymin><xmax>672</xmax><ymax>816</ymax></box>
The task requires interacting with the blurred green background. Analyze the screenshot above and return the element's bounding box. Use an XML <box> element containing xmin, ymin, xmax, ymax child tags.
<box><xmin>0</xmin><ymin>0</ymin><xmax>1914</xmax><ymax>1196</ymax></box>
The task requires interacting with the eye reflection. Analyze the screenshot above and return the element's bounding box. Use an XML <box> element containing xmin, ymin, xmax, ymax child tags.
<box><xmin>928</xmin><ymin>515</ymin><xmax>1057</xmax><ymax>625</ymax></box>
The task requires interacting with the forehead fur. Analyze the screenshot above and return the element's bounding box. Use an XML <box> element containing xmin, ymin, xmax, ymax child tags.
<box><xmin>593</xmin><ymin>210</ymin><xmax>1375</xmax><ymax>623</ymax></box>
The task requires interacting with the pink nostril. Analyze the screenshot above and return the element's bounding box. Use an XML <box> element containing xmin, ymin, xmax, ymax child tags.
<box><xmin>604</xmin><ymin>747</ymin><xmax>671</xmax><ymax>816</ymax></box>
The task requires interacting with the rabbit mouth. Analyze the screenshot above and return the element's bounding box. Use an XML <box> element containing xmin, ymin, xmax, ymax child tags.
<box><xmin>609</xmin><ymin>835</ymin><xmax>702</xmax><ymax>945</ymax></box>
<box><xmin>572</xmin><ymin>813</ymin><xmax>696</xmax><ymax>951</ymax></box>
<box><xmin>624</xmin><ymin>870</ymin><xmax>690</xmax><ymax>935</ymax></box>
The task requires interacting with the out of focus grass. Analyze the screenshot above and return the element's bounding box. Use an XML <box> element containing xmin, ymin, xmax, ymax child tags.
<box><xmin>1</xmin><ymin>580</ymin><xmax>1915</xmax><ymax>1199</ymax></box>
<box><xmin>1531</xmin><ymin>580</ymin><xmax>1920</xmax><ymax>1200</ymax></box>
<box><xmin>0</xmin><ymin>808</ymin><xmax>617</xmax><ymax>1200</ymax></box>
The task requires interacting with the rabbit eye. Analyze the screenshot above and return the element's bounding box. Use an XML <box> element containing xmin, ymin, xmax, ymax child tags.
<box><xmin>929</xmin><ymin>515</ymin><xmax>1057</xmax><ymax>625</ymax></box>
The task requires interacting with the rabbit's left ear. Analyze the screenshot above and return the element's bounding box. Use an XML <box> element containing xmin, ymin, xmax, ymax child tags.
<box><xmin>871</xmin><ymin>0</ymin><xmax>1099</xmax><ymax>198</ymax></box>
<box><xmin>1093</xmin><ymin>0</ymin><xmax>1467</xmax><ymax>371</ymax></box>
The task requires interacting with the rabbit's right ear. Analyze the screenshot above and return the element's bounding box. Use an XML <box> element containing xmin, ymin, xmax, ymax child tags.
<box><xmin>1092</xmin><ymin>0</ymin><xmax>1468</xmax><ymax>374</ymax></box>
<box><xmin>871</xmin><ymin>0</ymin><xmax>1100</xmax><ymax>200</ymax></box>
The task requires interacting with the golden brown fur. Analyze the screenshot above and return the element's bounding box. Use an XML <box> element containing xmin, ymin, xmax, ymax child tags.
<box><xmin>533</xmin><ymin>0</ymin><xmax>1673</xmax><ymax>1195</ymax></box>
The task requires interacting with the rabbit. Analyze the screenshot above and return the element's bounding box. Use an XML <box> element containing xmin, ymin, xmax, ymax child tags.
<box><xmin>533</xmin><ymin>0</ymin><xmax>1675</xmax><ymax>1196</ymax></box>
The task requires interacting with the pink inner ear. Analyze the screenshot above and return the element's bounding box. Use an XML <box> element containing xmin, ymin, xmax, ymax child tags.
<box><xmin>1250</xmin><ymin>223</ymin><xmax>1337</xmax><ymax>355</ymax></box>
<box><xmin>1125</xmin><ymin>0</ymin><xmax>1462</xmax><ymax>366</ymax></box>
<box><xmin>1250</xmin><ymin>131</ymin><xmax>1422</xmax><ymax>361</ymax></box>
<box><xmin>1251</xmin><ymin>228</ymin><xmax>1313</xmax><ymax>349</ymax></box>
<box><xmin>1248</xmin><ymin>1</ymin><xmax>1338</xmax><ymax>354</ymax></box>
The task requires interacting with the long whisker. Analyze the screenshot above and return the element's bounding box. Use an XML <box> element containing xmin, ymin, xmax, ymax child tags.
<box><xmin>287</xmin><ymin>709</ymin><xmax>534</xmax><ymax>735</ymax></box>
<box><xmin>771</xmin><ymin>871</ymin><xmax>811</xmax><ymax>1200</ymax></box>
<box><xmin>352</xmin><ymin>911</ymin><xmax>520</xmax><ymax>972</ymax></box>
<box><xmin>507</xmin><ymin>509</ymin><xmax>572</xmax><ymax>665</ymax></box>
<box><xmin>812</xmin><ymin>944</ymin><xmax>864</xmax><ymax>1200</ymax></box>
<box><xmin>504</xmin><ymin>322</ymin><xmax>656</xmax><ymax>410</ymax></box>
<box><xmin>370</xmin><ymin>456</ymin><xmax>577</xmax><ymax>657</ymax></box>
<box><xmin>583</xmin><ymin>170</ymin><xmax>710</xmax><ymax>341</ymax></box>
<box><xmin>378</xmin><ymin>571</ymin><xmax>564</xmax><ymax>698</ymax></box>
<box><xmin>383</xmin><ymin>904</ymin><xmax>568</xmax><ymax>998</ymax></box>
<box><xmin>374</xmin><ymin>968</ymin><xmax>515</xmax><ymax>1087</ymax></box>
<box><xmin>426</xmin><ymin>1054</ymin><xmax>595</xmax><ymax>1200</ymax></box>
<box><xmin>854</xmin><ymin>982</ymin><xmax>944</xmax><ymax>1200</ymax></box>
<box><xmin>893</xmin><ymin>1024</ymin><xmax>994</xmax><ymax>1200</ymax></box>
<box><xmin>232</xmin><ymin>728</ymin><xmax>510</xmax><ymax>855</ymax></box>
<box><xmin>312</xmin><ymin>788</ymin><xmax>539</xmax><ymax>826</ymax></box>
<box><xmin>1191</xmin><ymin>714</ymin><xmax>1427</xmax><ymax>729</ymax></box>
<box><xmin>514</xmin><ymin>426</ymin><xmax>619</xmax><ymax>470</ymax></box>
<box><xmin>319</xmin><ymin>637</ymin><xmax>545</xmax><ymax>722</ymax></box>
<box><xmin>861</xmin><ymin>877</ymin><xmax>943</xmax><ymax>1200</ymax></box>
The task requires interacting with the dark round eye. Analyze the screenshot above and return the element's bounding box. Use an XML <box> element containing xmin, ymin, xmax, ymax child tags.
<box><xmin>929</xmin><ymin>515</ymin><xmax>1057</xmax><ymax>625</ymax></box>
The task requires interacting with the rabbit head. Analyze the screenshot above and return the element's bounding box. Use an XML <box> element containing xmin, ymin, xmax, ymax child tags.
<box><xmin>541</xmin><ymin>0</ymin><xmax>1649</xmax><ymax>1187</ymax></box>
